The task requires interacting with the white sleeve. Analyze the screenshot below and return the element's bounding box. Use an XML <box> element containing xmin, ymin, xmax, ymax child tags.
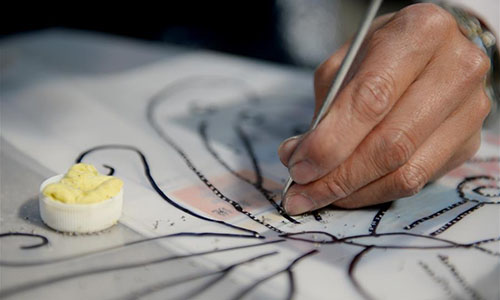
<box><xmin>445</xmin><ymin>0</ymin><xmax>499</xmax><ymax>36</ymax></box>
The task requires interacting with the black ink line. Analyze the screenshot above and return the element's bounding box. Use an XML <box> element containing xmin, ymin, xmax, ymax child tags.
<box><xmin>0</xmin><ymin>232</ymin><xmax>48</xmax><ymax>249</ymax></box>
<box><xmin>285</xmin><ymin>269</ymin><xmax>295</xmax><ymax>300</ymax></box>
<box><xmin>199</xmin><ymin>120</ymin><xmax>299</xmax><ymax>224</ymax></box>
<box><xmin>418</xmin><ymin>261</ymin><xmax>456</xmax><ymax>299</ymax></box>
<box><xmin>76</xmin><ymin>144</ymin><xmax>260</xmax><ymax>237</ymax></box>
<box><xmin>102</xmin><ymin>164</ymin><xmax>115</xmax><ymax>176</ymax></box>
<box><xmin>0</xmin><ymin>232</ymin><xmax>261</xmax><ymax>267</ymax></box>
<box><xmin>438</xmin><ymin>255</ymin><xmax>484</xmax><ymax>300</ymax></box>
<box><xmin>430</xmin><ymin>203</ymin><xmax>485</xmax><ymax>236</ymax></box>
<box><xmin>348</xmin><ymin>246</ymin><xmax>375</xmax><ymax>300</ymax></box>
<box><xmin>404</xmin><ymin>201</ymin><xmax>467</xmax><ymax>230</ymax></box>
<box><xmin>0</xmin><ymin>239</ymin><xmax>285</xmax><ymax>298</ymax></box>
<box><xmin>368</xmin><ymin>202</ymin><xmax>392</xmax><ymax>235</ymax></box>
<box><xmin>121</xmin><ymin>251</ymin><xmax>278</xmax><ymax>300</ymax></box>
<box><xmin>231</xmin><ymin>249</ymin><xmax>318</xmax><ymax>300</ymax></box>
<box><xmin>235</xmin><ymin>124</ymin><xmax>263</xmax><ymax>187</ymax></box>
<box><xmin>312</xmin><ymin>211</ymin><xmax>323</xmax><ymax>221</ymax></box>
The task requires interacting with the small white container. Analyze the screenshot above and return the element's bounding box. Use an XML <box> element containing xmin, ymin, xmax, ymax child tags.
<box><xmin>39</xmin><ymin>175</ymin><xmax>123</xmax><ymax>233</ymax></box>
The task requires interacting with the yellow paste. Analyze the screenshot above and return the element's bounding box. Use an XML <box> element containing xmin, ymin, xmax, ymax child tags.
<box><xmin>43</xmin><ymin>163</ymin><xmax>123</xmax><ymax>204</ymax></box>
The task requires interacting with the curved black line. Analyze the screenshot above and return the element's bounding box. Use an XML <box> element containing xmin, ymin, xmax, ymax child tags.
<box><xmin>457</xmin><ymin>175</ymin><xmax>500</xmax><ymax>204</ymax></box>
<box><xmin>0</xmin><ymin>239</ymin><xmax>285</xmax><ymax>298</ymax></box>
<box><xmin>76</xmin><ymin>144</ymin><xmax>260</xmax><ymax>237</ymax></box>
<box><xmin>473</xmin><ymin>186</ymin><xmax>500</xmax><ymax>197</ymax></box>
<box><xmin>285</xmin><ymin>270</ymin><xmax>295</xmax><ymax>300</ymax></box>
<box><xmin>0</xmin><ymin>232</ymin><xmax>48</xmax><ymax>250</ymax></box>
<box><xmin>348</xmin><ymin>246</ymin><xmax>374</xmax><ymax>300</ymax></box>
<box><xmin>102</xmin><ymin>164</ymin><xmax>115</xmax><ymax>176</ymax></box>
<box><xmin>0</xmin><ymin>232</ymin><xmax>261</xmax><ymax>267</ymax></box>
<box><xmin>235</xmin><ymin>124</ymin><xmax>263</xmax><ymax>187</ymax></box>
<box><xmin>230</xmin><ymin>249</ymin><xmax>318</xmax><ymax>300</ymax></box>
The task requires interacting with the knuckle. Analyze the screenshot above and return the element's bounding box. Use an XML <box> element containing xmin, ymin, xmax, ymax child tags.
<box><xmin>351</xmin><ymin>71</ymin><xmax>394</xmax><ymax>122</ymax></box>
<box><xmin>399</xmin><ymin>3</ymin><xmax>455</xmax><ymax>35</ymax></box>
<box><xmin>324</xmin><ymin>174</ymin><xmax>351</xmax><ymax>200</ymax></box>
<box><xmin>396</xmin><ymin>163</ymin><xmax>429</xmax><ymax>197</ymax></box>
<box><xmin>376</xmin><ymin>128</ymin><xmax>416</xmax><ymax>171</ymax></box>
<box><xmin>476</xmin><ymin>93</ymin><xmax>492</xmax><ymax>118</ymax></box>
<box><xmin>457</xmin><ymin>45</ymin><xmax>491</xmax><ymax>80</ymax></box>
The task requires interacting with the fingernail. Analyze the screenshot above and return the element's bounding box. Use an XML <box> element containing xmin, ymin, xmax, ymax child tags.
<box><xmin>278</xmin><ymin>135</ymin><xmax>301</xmax><ymax>165</ymax></box>
<box><xmin>289</xmin><ymin>159</ymin><xmax>319</xmax><ymax>184</ymax></box>
<box><xmin>284</xmin><ymin>193</ymin><xmax>315</xmax><ymax>215</ymax></box>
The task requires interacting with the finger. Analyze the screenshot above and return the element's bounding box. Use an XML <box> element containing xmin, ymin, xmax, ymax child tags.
<box><xmin>284</xmin><ymin>34</ymin><xmax>490</xmax><ymax>208</ymax></box>
<box><xmin>278</xmin><ymin>135</ymin><xmax>302</xmax><ymax>166</ymax></box>
<box><xmin>288</xmin><ymin>4</ymin><xmax>458</xmax><ymax>185</ymax></box>
<box><xmin>284</xmin><ymin>87</ymin><xmax>490</xmax><ymax>213</ymax></box>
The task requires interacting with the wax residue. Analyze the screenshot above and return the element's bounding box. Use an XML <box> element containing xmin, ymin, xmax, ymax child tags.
<box><xmin>43</xmin><ymin>163</ymin><xmax>123</xmax><ymax>204</ymax></box>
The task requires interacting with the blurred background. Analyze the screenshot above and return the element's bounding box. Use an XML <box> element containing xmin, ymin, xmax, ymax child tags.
<box><xmin>2</xmin><ymin>1</ymin><xmax>412</xmax><ymax>69</ymax></box>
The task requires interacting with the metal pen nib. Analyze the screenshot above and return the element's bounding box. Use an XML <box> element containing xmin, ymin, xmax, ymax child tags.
<box><xmin>281</xmin><ymin>0</ymin><xmax>383</xmax><ymax>208</ymax></box>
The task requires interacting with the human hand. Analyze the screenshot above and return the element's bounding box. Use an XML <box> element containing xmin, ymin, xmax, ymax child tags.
<box><xmin>278</xmin><ymin>3</ymin><xmax>491</xmax><ymax>215</ymax></box>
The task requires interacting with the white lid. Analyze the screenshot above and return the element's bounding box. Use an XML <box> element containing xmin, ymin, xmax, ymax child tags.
<box><xmin>39</xmin><ymin>174</ymin><xmax>123</xmax><ymax>234</ymax></box>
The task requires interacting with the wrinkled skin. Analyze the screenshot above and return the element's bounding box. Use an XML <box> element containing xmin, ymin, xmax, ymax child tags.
<box><xmin>278</xmin><ymin>3</ymin><xmax>491</xmax><ymax>215</ymax></box>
